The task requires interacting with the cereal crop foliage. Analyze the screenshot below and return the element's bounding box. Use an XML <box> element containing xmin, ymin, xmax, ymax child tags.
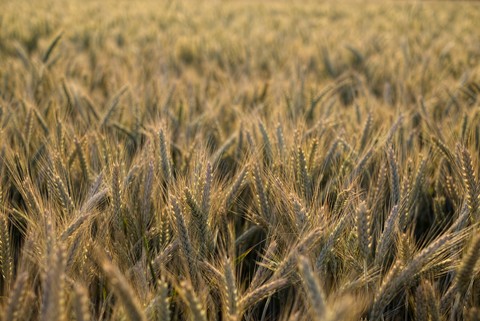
<box><xmin>1</xmin><ymin>1</ymin><xmax>480</xmax><ymax>320</ymax></box>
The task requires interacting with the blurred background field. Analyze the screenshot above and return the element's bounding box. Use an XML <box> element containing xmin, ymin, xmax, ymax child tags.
<box><xmin>1</xmin><ymin>0</ymin><xmax>479</xmax><ymax>115</ymax></box>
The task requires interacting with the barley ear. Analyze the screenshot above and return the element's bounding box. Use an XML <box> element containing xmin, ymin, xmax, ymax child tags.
<box><xmin>5</xmin><ymin>272</ymin><xmax>30</xmax><ymax>321</ymax></box>
<box><xmin>141</xmin><ymin>159</ymin><xmax>154</xmax><ymax>231</ymax></box>
<box><xmin>276</xmin><ymin>123</ymin><xmax>285</xmax><ymax>158</ymax></box>
<box><xmin>111</xmin><ymin>162</ymin><xmax>125</xmax><ymax>238</ymax></box>
<box><xmin>259</xmin><ymin>121</ymin><xmax>273</xmax><ymax>165</ymax></box>
<box><xmin>422</xmin><ymin>280</ymin><xmax>440</xmax><ymax>321</ymax></box>
<box><xmin>387</xmin><ymin>147</ymin><xmax>400</xmax><ymax>206</ymax></box>
<box><xmin>224</xmin><ymin>166</ymin><xmax>247</xmax><ymax>210</ymax></box>
<box><xmin>415</xmin><ymin>282</ymin><xmax>428</xmax><ymax>321</ymax></box>
<box><xmin>375</xmin><ymin>205</ymin><xmax>400</xmax><ymax>265</ymax></box>
<box><xmin>0</xmin><ymin>211</ymin><xmax>13</xmax><ymax>292</ymax></box>
<box><xmin>73</xmin><ymin>284</ymin><xmax>91</xmax><ymax>321</ymax></box>
<box><xmin>356</xmin><ymin>201</ymin><xmax>371</xmax><ymax>262</ymax></box>
<box><xmin>94</xmin><ymin>248</ymin><xmax>147</xmax><ymax>321</ymax></box>
<box><xmin>75</xmin><ymin>136</ymin><xmax>91</xmax><ymax>182</ymax></box>
<box><xmin>201</xmin><ymin>162</ymin><xmax>212</xmax><ymax>213</ymax></box>
<box><xmin>224</xmin><ymin>259</ymin><xmax>238</xmax><ymax>321</ymax></box>
<box><xmin>53</xmin><ymin>174</ymin><xmax>75</xmax><ymax>215</ymax></box>
<box><xmin>298</xmin><ymin>255</ymin><xmax>326</xmax><ymax>321</ymax></box>
<box><xmin>296</xmin><ymin>146</ymin><xmax>311</xmax><ymax>202</ymax></box>
<box><xmin>184</xmin><ymin>188</ymin><xmax>212</xmax><ymax>258</ymax></box>
<box><xmin>359</xmin><ymin>112</ymin><xmax>372</xmax><ymax>152</ymax></box>
<box><xmin>252</xmin><ymin>164</ymin><xmax>270</xmax><ymax>221</ymax></box>
<box><xmin>171</xmin><ymin>197</ymin><xmax>197</xmax><ymax>283</ymax></box>
<box><xmin>239</xmin><ymin>278</ymin><xmax>288</xmax><ymax>314</ymax></box>
<box><xmin>100</xmin><ymin>85</ymin><xmax>128</xmax><ymax>128</ymax></box>
<box><xmin>177</xmin><ymin>280</ymin><xmax>207</xmax><ymax>321</ymax></box>
<box><xmin>42</xmin><ymin>32</ymin><xmax>63</xmax><ymax>64</ymax></box>
<box><xmin>159</xmin><ymin>130</ymin><xmax>172</xmax><ymax>184</ymax></box>
<box><xmin>461</xmin><ymin>147</ymin><xmax>479</xmax><ymax>222</ymax></box>
<box><xmin>40</xmin><ymin>244</ymin><xmax>67</xmax><ymax>321</ymax></box>
<box><xmin>145</xmin><ymin>278</ymin><xmax>170</xmax><ymax>321</ymax></box>
<box><xmin>455</xmin><ymin>234</ymin><xmax>480</xmax><ymax>297</ymax></box>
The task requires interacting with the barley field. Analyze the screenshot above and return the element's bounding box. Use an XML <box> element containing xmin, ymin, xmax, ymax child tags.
<box><xmin>1</xmin><ymin>1</ymin><xmax>480</xmax><ymax>320</ymax></box>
